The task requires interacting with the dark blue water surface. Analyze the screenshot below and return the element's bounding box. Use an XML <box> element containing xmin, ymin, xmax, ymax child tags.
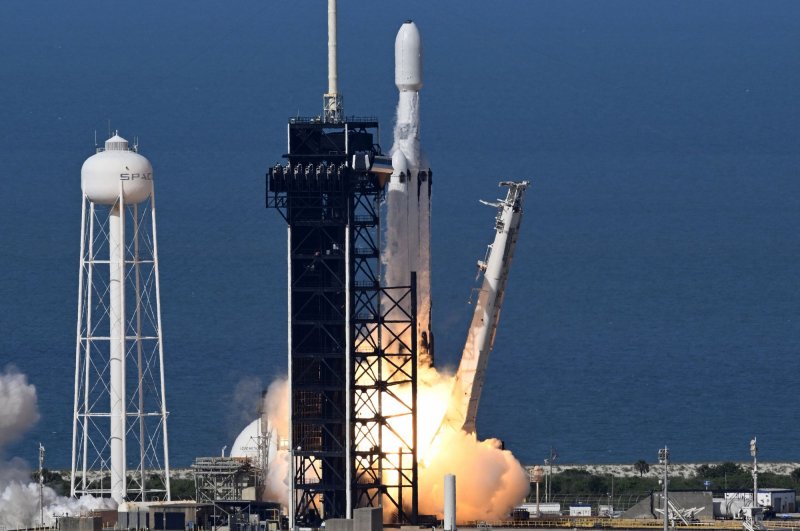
<box><xmin>1</xmin><ymin>1</ymin><xmax>798</xmax><ymax>468</ymax></box>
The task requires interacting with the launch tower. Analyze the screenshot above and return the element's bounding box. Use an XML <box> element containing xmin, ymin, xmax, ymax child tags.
<box><xmin>266</xmin><ymin>1</ymin><xmax>418</xmax><ymax>525</ymax></box>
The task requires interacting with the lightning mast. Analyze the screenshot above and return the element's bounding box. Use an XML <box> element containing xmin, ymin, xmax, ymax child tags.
<box><xmin>323</xmin><ymin>0</ymin><xmax>342</xmax><ymax>123</ymax></box>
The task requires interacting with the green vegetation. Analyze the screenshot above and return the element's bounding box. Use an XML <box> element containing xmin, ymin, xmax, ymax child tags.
<box><xmin>534</xmin><ymin>462</ymin><xmax>797</xmax><ymax>500</ymax></box>
<box><xmin>170</xmin><ymin>478</ymin><xmax>196</xmax><ymax>500</ymax></box>
<box><xmin>31</xmin><ymin>470</ymin><xmax>196</xmax><ymax>501</ymax></box>
<box><xmin>29</xmin><ymin>468</ymin><xmax>70</xmax><ymax>496</ymax></box>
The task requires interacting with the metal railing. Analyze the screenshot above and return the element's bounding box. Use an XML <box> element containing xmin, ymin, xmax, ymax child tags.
<box><xmin>288</xmin><ymin>115</ymin><xmax>378</xmax><ymax>124</ymax></box>
<box><xmin>475</xmin><ymin>518</ymin><xmax>744</xmax><ymax>529</ymax></box>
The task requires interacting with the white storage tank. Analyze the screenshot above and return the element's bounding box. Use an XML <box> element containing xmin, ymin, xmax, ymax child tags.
<box><xmin>81</xmin><ymin>134</ymin><xmax>152</xmax><ymax>205</ymax></box>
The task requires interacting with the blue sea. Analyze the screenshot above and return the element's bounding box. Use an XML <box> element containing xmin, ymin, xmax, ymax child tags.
<box><xmin>1</xmin><ymin>1</ymin><xmax>798</xmax><ymax>469</ymax></box>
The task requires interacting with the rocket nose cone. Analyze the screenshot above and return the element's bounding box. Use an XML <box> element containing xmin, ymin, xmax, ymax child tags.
<box><xmin>395</xmin><ymin>21</ymin><xmax>423</xmax><ymax>91</ymax></box>
<box><xmin>391</xmin><ymin>150</ymin><xmax>409</xmax><ymax>176</ymax></box>
<box><xmin>390</xmin><ymin>150</ymin><xmax>409</xmax><ymax>189</ymax></box>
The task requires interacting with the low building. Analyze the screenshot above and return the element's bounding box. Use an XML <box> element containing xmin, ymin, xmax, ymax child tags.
<box><xmin>569</xmin><ymin>505</ymin><xmax>592</xmax><ymax>517</ymax></box>
<box><xmin>718</xmin><ymin>490</ymin><xmax>797</xmax><ymax>517</ymax></box>
<box><xmin>118</xmin><ymin>501</ymin><xmax>204</xmax><ymax>530</ymax></box>
<box><xmin>759</xmin><ymin>489</ymin><xmax>796</xmax><ymax>513</ymax></box>
<box><xmin>516</xmin><ymin>502</ymin><xmax>561</xmax><ymax>516</ymax></box>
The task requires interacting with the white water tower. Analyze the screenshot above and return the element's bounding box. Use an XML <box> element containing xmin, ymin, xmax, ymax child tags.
<box><xmin>71</xmin><ymin>133</ymin><xmax>171</xmax><ymax>503</ymax></box>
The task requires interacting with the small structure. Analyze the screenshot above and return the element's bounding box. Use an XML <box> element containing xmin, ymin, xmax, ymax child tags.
<box><xmin>597</xmin><ymin>504</ymin><xmax>614</xmax><ymax>517</ymax></box>
<box><xmin>569</xmin><ymin>505</ymin><xmax>592</xmax><ymax>517</ymax></box>
<box><xmin>718</xmin><ymin>490</ymin><xmax>797</xmax><ymax>518</ymax></box>
<box><xmin>58</xmin><ymin>516</ymin><xmax>101</xmax><ymax>531</ymax></box>
<box><xmin>192</xmin><ymin>456</ymin><xmax>257</xmax><ymax>502</ymax></box>
<box><xmin>623</xmin><ymin>491</ymin><xmax>713</xmax><ymax>522</ymax></box>
<box><xmin>118</xmin><ymin>501</ymin><xmax>211</xmax><ymax>530</ymax></box>
<box><xmin>324</xmin><ymin>507</ymin><xmax>383</xmax><ymax>531</ymax></box>
<box><xmin>516</xmin><ymin>502</ymin><xmax>561</xmax><ymax>516</ymax></box>
<box><xmin>758</xmin><ymin>488</ymin><xmax>796</xmax><ymax>513</ymax></box>
<box><xmin>118</xmin><ymin>500</ymin><xmax>280</xmax><ymax>531</ymax></box>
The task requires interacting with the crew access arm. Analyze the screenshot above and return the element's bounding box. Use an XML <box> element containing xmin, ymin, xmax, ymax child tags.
<box><xmin>439</xmin><ymin>180</ymin><xmax>530</xmax><ymax>434</ymax></box>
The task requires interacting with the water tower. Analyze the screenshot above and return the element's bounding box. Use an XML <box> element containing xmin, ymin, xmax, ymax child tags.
<box><xmin>71</xmin><ymin>133</ymin><xmax>171</xmax><ymax>503</ymax></box>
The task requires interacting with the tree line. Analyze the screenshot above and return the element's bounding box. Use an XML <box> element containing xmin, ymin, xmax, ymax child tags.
<box><xmin>542</xmin><ymin>462</ymin><xmax>800</xmax><ymax>497</ymax></box>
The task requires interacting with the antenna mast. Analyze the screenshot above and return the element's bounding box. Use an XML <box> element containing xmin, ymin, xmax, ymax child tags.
<box><xmin>323</xmin><ymin>0</ymin><xmax>342</xmax><ymax>122</ymax></box>
<box><xmin>39</xmin><ymin>443</ymin><xmax>44</xmax><ymax>525</ymax></box>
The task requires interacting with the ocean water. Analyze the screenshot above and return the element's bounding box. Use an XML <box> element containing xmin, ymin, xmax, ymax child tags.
<box><xmin>1</xmin><ymin>1</ymin><xmax>798</xmax><ymax>469</ymax></box>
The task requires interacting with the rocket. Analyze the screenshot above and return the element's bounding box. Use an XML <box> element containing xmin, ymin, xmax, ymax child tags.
<box><xmin>386</xmin><ymin>20</ymin><xmax>434</xmax><ymax>365</ymax></box>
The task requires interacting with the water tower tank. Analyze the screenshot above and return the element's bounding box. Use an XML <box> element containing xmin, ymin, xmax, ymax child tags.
<box><xmin>81</xmin><ymin>134</ymin><xmax>153</xmax><ymax>205</ymax></box>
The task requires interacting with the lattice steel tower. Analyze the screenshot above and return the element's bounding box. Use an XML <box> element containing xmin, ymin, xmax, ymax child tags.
<box><xmin>266</xmin><ymin>1</ymin><xmax>418</xmax><ymax>525</ymax></box>
<box><xmin>71</xmin><ymin>133</ymin><xmax>171</xmax><ymax>503</ymax></box>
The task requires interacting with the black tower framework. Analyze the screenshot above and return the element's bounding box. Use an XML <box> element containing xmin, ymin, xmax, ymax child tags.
<box><xmin>267</xmin><ymin>117</ymin><xmax>418</xmax><ymax>525</ymax></box>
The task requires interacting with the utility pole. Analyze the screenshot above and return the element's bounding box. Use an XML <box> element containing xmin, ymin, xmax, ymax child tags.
<box><xmin>543</xmin><ymin>459</ymin><xmax>549</xmax><ymax>503</ymax></box>
<box><xmin>658</xmin><ymin>446</ymin><xmax>669</xmax><ymax>531</ymax></box>
<box><xmin>750</xmin><ymin>437</ymin><xmax>758</xmax><ymax>508</ymax></box>
<box><xmin>546</xmin><ymin>447</ymin><xmax>558</xmax><ymax>503</ymax></box>
<box><xmin>39</xmin><ymin>443</ymin><xmax>45</xmax><ymax>525</ymax></box>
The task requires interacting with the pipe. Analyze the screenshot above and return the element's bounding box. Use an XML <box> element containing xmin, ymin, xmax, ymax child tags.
<box><xmin>444</xmin><ymin>474</ymin><xmax>456</xmax><ymax>531</ymax></box>
<box><xmin>109</xmin><ymin>198</ymin><xmax>126</xmax><ymax>504</ymax></box>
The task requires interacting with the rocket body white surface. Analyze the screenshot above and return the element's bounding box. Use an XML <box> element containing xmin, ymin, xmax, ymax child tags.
<box><xmin>395</xmin><ymin>21</ymin><xmax>422</xmax><ymax>91</ymax></box>
<box><xmin>385</xmin><ymin>20</ymin><xmax>434</xmax><ymax>363</ymax></box>
<box><xmin>441</xmin><ymin>182</ymin><xmax>529</xmax><ymax>434</ymax></box>
<box><xmin>388</xmin><ymin>150</ymin><xmax>409</xmax><ymax>191</ymax></box>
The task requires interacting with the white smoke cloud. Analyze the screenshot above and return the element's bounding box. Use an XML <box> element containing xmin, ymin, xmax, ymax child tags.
<box><xmin>0</xmin><ymin>366</ymin><xmax>115</xmax><ymax>527</ymax></box>
<box><xmin>261</xmin><ymin>377</ymin><xmax>290</xmax><ymax>507</ymax></box>
<box><xmin>0</xmin><ymin>366</ymin><xmax>40</xmax><ymax>447</ymax></box>
<box><xmin>229</xmin><ymin>375</ymin><xmax>265</xmax><ymax>441</ymax></box>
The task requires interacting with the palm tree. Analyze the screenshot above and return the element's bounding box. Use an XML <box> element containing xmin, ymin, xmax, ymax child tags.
<box><xmin>634</xmin><ymin>459</ymin><xmax>650</xmax><ymax>477</ymax></box>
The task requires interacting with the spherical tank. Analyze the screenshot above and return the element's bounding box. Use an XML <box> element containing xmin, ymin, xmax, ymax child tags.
<box><xmin>395</xmin><ymin>21</ymin><xmax>423</xmax><ymax>91</ymax></box>
<box><xmin>230</xmin><ymin>417</ymin><xmax>279</xmax><ymax>465</ymax></box>
<box><xmin>81</xmin><ymin>134</ymin><xmax>153</xmax><ymax>205</ymax></box>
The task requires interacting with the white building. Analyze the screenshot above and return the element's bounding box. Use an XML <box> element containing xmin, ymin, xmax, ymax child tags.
<box><xmin>569</xmin><ymin>505</ymin><xmax>592</xmax><ymax>517</ymax></box>
<box><xmin>718</xmin><ymin>489</ymin><xmax>796</xmax><ymax>518</ymax></box>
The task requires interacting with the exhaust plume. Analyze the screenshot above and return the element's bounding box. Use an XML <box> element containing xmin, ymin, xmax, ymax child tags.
<box><xmin>261</xmin><ymin>377</ymin><xmax>290</xmax><ymax>507</ymax></box>
<box><xmin>261</xmin><ymin>368</ymin><xmax>529</xmax><ymax>521</ymax></box>
<box><xmin>0</xmin><ymin>366</ymin><xmax>115</xmax><ymax>527</ymax></box>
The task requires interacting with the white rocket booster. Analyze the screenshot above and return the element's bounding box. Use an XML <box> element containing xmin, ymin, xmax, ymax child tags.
<box><xmin>440</xmin><ymin>181</ymin><xmax>530</xmax><ymax>434</ymax></box>
<box><xmin>386</xmin><ymin>20</ymin><xmax>434</xmax><ymax>364</ymax></box>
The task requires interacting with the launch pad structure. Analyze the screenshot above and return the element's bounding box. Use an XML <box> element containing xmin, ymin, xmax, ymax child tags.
<box><xmin>266</xmin><ymin>117</ymin><xmax>419</xmax><ymax>525</ymax></box>
<box><xmin>264</xmin><ymin>1</ymin><xmax>420</xmax><ymax>526</ymax></box>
